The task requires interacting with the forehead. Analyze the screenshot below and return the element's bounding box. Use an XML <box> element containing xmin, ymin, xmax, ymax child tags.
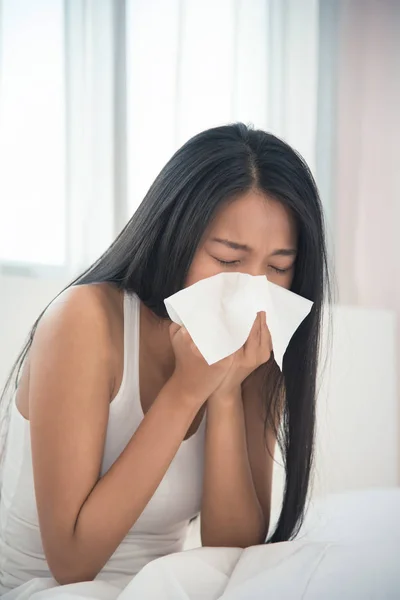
<box><xmin>208</xmin><ymin>190</ymin><xmax>298</xmax><ymax>246</ymax></box>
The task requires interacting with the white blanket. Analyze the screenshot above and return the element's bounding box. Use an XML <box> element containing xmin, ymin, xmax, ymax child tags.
<box><xmin>4</xmin><ymin>489</ymin><xmax>400</xmax><ymax>600</ymax></box>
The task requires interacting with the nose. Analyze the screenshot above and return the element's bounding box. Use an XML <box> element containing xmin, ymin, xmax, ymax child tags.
<box><xmin>242</xmin><ymin>264</ymin><xmax>266</xmax><ymax>278</ymax></box>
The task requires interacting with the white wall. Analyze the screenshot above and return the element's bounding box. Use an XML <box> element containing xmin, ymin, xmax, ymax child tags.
<box><xmin>315</xmin><ymin>306</ymin><xmax>398</xmax><ymax>493</ymax></box>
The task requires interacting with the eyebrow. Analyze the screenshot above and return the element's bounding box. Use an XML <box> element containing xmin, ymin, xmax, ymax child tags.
<box><xmin>211</xmin><ymin>238</ymin><xmax>297</xmax><ymax>257</ymax></box>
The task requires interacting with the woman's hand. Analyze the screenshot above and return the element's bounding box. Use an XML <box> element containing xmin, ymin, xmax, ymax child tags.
<box><xmin>211</xmin><ymin>312</ymin><xmax>272</xmax><ymax>400</ymax></box>
<box><xmin>169</xmin><ymin>322</ymin><xmax>235</xmax><ymax>406</ymax></box>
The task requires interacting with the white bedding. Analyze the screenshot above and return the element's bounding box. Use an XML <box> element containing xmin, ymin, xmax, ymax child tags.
<box><xmin>3</xmin><ymin>488</ymin><xmax>400</xmax><ymax>600</ymax></box>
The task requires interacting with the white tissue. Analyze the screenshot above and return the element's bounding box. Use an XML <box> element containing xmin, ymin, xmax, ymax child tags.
<box><xmin>164</xmin><ymin>272</ymin><xmax>313</xmax><ymax>370</ymax></box>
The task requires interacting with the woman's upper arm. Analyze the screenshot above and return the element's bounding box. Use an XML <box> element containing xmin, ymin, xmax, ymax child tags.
<box><xmin>28</xmin><ymin>285</ymin><xmax>114</xmax><ymax>563</ymax></box>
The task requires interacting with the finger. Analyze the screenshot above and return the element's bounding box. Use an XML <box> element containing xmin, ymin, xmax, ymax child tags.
<box><xmin>250</xmin><ymin>313</ymin><xmax>261</xmax><ymax>339</ymax></box>
<box><xmin>174</xmin><ymin>327</ymin><xmax>202</xmax><ymax>357</ymax></box>
<box><xmin>258</xmin><ymin>312</ymin><xmax>263</xmax><ymax>345</ymax></box>
<box><xmin>243</xmin><ymin>313</ymin><xmax>261</xmax><ymax>358</ymax></box>
<box><xmin>190</xmin><ymin>341</ymin><xmax>204</xmax><ymax>358</ymax></box>
<box><xmin>259</xmin><ymin>311</ymin><xmax>272</xmax><ymax>363</ymax></box>
<box><xmin>169</xmin><ymin>322</ymin><xmax>182</xmax><ymax>340</ymax></box>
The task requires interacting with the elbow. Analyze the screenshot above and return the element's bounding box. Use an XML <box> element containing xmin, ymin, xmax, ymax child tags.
<box><xmin>201</xmin><ymin>532</ymin><xmax>264</xmax><ymax>549</ymax></box>
<box><xmin>200</xmin><ymin>525</ymin><xmax>250</xmax><ymax>549</ymax></box>
<box><xmin>52</xmin><ymin>567</ymin><xmax>97</xmax><ymax>586</ymax></box>
<box><xmin>201</xmin><ymin>517</ymin><xmax>268</xmax><ymax>548</ymax></box>
<box><xmin>53</xmin><ymin>570</ymin><xmax>95</xmax><ymax>587</ymax></box>
<box><xmin>43</xmin><ymin>526</ymin><xmax>106</xmax><ymax>584</ymax></box>
<box><xmin>51</xmin><ymin>565</ymin><xmax>97</xmax><ymax>586</ymax></box>
<box><xmin>47</xmin><ymin>554</ymin><xmax>99</xmax><ymax>586</ymax></box>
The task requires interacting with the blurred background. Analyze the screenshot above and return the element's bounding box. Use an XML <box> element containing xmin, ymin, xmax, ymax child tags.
<box><xmin>0</xmin><ymin>0</ymin><xmax>399</xmax><ymax>515</ymax></box>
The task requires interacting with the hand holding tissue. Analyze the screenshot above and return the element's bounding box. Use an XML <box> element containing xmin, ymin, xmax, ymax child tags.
<box><xmin>164</xmin><ymin>272</ymin><xmax>313</xmax><ymax>370</ymax></box>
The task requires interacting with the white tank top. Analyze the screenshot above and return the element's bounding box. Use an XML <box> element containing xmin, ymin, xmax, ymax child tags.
<box><xmin>0</xmin><ymin>292</ymin><xmax>206</xmax><ymax>594</ymax></box>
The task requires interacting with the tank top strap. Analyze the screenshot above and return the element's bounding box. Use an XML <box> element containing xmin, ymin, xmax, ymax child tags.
<box><xmin>108</xmin><ymin>291</ymin><xmax>141</xmax><ymax>421</ymax></box>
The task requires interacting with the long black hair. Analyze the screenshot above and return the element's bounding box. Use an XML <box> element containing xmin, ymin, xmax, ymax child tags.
<box><xmin>0</xmin><ymin>123</ymin><xmax>332</xmax><ymax>543</ymax></box>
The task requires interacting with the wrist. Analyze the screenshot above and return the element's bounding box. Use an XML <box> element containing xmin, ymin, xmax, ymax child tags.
<box><xmin>167</xmin><ymin>373</ymin><xmax>206</xmax><ymax>409</ymax></box>
<box><xmin>209</xmin><ymin>386</ymin><xmax>242</xmax><ymax>405</ymax></box>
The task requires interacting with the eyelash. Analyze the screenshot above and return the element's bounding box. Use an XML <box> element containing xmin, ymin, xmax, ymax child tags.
<box><xmin>216</xmin><ymin>259</ymin><xmax>240</xmax><ymax>266</ymax></box>
<box><xmin>216</xmin><ymin>259</ymin><xmax>289</xmax><ymax>275</ymax></box>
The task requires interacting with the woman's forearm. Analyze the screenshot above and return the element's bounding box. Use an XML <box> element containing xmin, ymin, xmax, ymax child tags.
<box><xmin>200</xmin><ymin>389</ymin><xmax>266</xmax><ymax>548</ymax></box>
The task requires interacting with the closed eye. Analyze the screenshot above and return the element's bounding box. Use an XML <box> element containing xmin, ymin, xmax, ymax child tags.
<box><xmin>214</xmin><ymin>257</ymin><xmax>293</xmax><ymax>274</ymax></box>
<box><xmin>216</xmin><ymin>258</ymin><xmax>240</xmax><ymax>266</ymax></box>
<box><xmin>270</xmin><ymin>266</ymin><xmax>291</xmax><ymax>275</ymax></box>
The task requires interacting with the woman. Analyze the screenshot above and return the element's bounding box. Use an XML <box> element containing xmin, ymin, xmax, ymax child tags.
<box><xmin>0</xmin><ymin>123</ymin><xmax>331</xmax><ymax>594</ymax></box>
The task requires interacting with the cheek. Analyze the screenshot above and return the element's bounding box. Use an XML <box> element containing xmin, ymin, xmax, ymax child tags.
<box><xmin>185</xmin><ymin>252</ymin><xmax>222</xmax><ymax>288</ymax></box>
<box><xmin>283</xmin><ymin>270</ymin><xmax>295</xmax><ymax>290</ymax></box>
<box><xmin>267</xmin><ymin>270</ymin><xmax>295</xmax><ymax>290</ymax></box>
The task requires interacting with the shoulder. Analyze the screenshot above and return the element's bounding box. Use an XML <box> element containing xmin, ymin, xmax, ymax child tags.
<box><xmin>16</xmin><ymin>284</ymin><xmax>124</xmax><ymax>419</ymax></box>
<box><xmin>32</xmin><ymin>282</ymin><xmax>124</xmax><ymax>364</ymax></box>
